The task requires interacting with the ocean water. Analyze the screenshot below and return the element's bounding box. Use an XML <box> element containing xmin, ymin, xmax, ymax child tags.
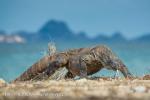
<box><xmin>0</xmin><ymin>43</ymin><xmax>150</xmax><ymax>82</ymax></box>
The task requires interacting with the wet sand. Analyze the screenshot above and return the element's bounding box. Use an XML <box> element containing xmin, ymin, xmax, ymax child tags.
<box><xmin>0</xmin><ymin>78</ymin><xmax>150</xmax><ymax>100</ymax></box>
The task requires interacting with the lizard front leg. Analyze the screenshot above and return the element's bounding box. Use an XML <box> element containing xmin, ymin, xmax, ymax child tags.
<box><xmin>79</xmin><ymin>57</ymin><xmax>88</xmax><ymax>78</ymax></box>
<box><xmin>68</xmin><ymin>55</ymin><xmax>88</xmax><ymax>79</ymax></box>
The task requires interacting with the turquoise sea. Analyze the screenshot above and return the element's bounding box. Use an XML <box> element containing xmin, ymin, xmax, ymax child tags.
<box><xmin>0</xmin><ymin>43</ymin><xmax>150</xmax><ymax>82</ymax></box>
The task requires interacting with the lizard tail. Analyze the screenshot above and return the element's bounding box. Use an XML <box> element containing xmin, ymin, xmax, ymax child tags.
<box><xmin>12</xmin><ymin>55</ymin><xmax>50</xmax><ymax>82</ymax></box>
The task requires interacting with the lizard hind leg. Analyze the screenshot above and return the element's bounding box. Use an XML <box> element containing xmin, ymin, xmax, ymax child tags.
<box><xmin>65</xmin><ymin>71</ymin><xmax>75</xmax><ymax>79</ymax></box>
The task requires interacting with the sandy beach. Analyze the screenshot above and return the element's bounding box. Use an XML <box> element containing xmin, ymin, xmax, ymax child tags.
<box><xmin>0</xmin><ymin>78</ymin><xmax>150</xmax><ymax>100</ymax></box>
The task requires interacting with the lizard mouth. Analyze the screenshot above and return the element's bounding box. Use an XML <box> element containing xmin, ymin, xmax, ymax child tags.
<box><xmin>118</xmin><ymin>65</ymin><xmax>134</xmax><ymax>79</ymax></box>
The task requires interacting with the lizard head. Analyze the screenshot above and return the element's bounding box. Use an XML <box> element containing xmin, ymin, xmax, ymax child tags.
<box><xmin>106</xmin><ymin>59</ymin><xmax>134</xmax><ymax>79</ymax></box>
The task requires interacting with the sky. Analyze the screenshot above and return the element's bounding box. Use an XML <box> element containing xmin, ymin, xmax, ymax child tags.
<box><xmin>0</xmin><ymin>0</ymin><xmax>150</xmax><ymax>38</ymax></box>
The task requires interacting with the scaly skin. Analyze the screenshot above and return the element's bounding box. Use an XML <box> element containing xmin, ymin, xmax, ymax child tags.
<box><xmin>13</xmin><ymin>48</ymin><xmax>90</xmax><ymax>82</ymax></box>
<box><xmin>13</xmin><ymin>45</ymin><xmax>133</xmax><ymax>82</ymax></box>
<box><xmin>68</xmin><ymin>45</ymin><xmax>133</xmax><ymax>78</ymax></box>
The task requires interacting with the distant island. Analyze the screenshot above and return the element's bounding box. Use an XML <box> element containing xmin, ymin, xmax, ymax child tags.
<box><xmin>0</xmin><ymin>20</ymin><xmax>150</xmax><ymax>45</ymax></box>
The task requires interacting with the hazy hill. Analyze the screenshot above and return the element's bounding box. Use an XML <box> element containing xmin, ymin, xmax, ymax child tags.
<box><xmin>134</xmin><ymin>34</ymin><xmax>150</xmax><ymax>42</ymax></box>
<box><xmin>16</xmin><ymin>20</ymin><xmax>127</xmax><ymax>44</ymax></box>
<box><xmin>0</xmin><ymin>20</ymin><xmax>150</xmax><ymax>45</ymax></box>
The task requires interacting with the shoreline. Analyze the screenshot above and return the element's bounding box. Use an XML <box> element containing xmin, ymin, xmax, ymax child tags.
<box><xmin>0</xmin><ymin>77</ymin><xmax>150</xmax><ymax>100</ymax></box>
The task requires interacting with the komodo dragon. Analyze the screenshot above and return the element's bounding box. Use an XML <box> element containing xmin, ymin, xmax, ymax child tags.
<box><xmin>14</xmin><ymin>45</ymin><xmax>133</xmax><ymax>82</ymax></box>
